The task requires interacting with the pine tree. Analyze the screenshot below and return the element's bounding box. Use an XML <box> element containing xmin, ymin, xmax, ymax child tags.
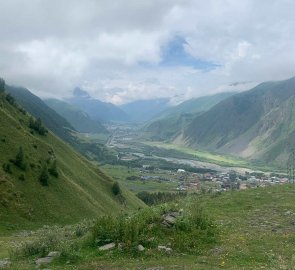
<box><xmin>112</xmin><ymin>181</ymin><xmax>121</xmax><ymax>196</ymax></box>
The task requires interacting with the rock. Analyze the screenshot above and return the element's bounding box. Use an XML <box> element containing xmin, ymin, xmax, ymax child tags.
<box><xmin>35</xmin><ymin>257</ymin><xmax>54</xmax><ymax>266</ymax></box>
<box><xmin>162</xmin><ymin>211</ymin><xmax>181</xmax><ymax>227</ymax></box>
<box><xmin>98</xmin><ymin>242</ymin><xmax>116</xmax><ymax>251</ymax></box>
<box><xmin>0</xmin><ymin>259</ymin><xmax>11</xmax><ymax>269</ymax></box>
<box><xmin>138</xmin><ymin>244</ymin><xmax>145</xmax><ymax>251</ymax></box>
<box><xmin>158</xmin><ymin>245</ymin><xmax>172</xmax><ymax>253</ymax></box>
<box><xmin>47</xmin><ymin>251</ymin><xmax>61</xmax><ymax>257</ymax></box>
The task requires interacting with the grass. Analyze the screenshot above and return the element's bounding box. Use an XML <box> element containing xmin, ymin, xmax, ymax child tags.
<box><xmin>100</xmin><ymin>165</ymin><xmax>179</xmax><ymax>193</ymax></box>
<box><xmin>0</xmin><ymin>93</ymin><xmax>144</xmax><ymax>233</ymax></box>
<box><xmin>144</xmin><ymin>141</ymin><xmax>277</xmax><ymax>172</ymax></box>
<box><xmin>4</xmin><ymin>184</ymin><xmax>295</xmax><ymax>269</ymax></box>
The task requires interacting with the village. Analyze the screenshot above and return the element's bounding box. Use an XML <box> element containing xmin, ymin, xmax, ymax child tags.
<box><xmin>136</xmin><ymin>165</ymin><xmax>290</xmax><ymax>193</ymax></box>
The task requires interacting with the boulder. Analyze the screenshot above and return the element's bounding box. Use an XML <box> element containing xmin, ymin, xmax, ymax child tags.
<box><xmin>35</xmin><ymin>257</ymin><xmax>54</xmax><ymax>266</ymax></box>
<box><xmin>98</xmin><ymin>242</ymin><xmax>116</xmax><ymax>251</ymax></box>
<box><xmin>138</xmin><ymin>244</ymin><xmax>145</xmax><ymax>251</ymax></box>
<box><xmin>47</xmin><ymin>251</ymin><xmax>61</xmax><ymax>258</ymax></box>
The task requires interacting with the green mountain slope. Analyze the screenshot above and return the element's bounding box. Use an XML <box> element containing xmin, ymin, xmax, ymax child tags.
<box><xmin>157</xmin><ymin>92</ymin><xmax>236</xmax><ymax>120</ymax></box>
<box><xmin>143</xmin><ymin>92</ymin><xmax>235</xmax><ymax>141</ymax></box>
<box><xmin>0</xmin><ymin>90</ymin><xmax>144</xmax><ymax>231</ymax></box>
<box><xmin>5</xmin><ymin>86</ymin><xmax>115</xmax><ymax>163</ymax></box>
<box><xmin>45</xmin><ymin>99</ymin><xmax>108</xmax><ymax>134</ymax></box>
<box><xmin>6</xmin><ymin>85</ymin><xmax>75</xmax><ymax>143</ymax></box>
<box><xmin>184</xmin><ymin>77</ymin><xmax>295</xmax><ymax>164</ymax></box>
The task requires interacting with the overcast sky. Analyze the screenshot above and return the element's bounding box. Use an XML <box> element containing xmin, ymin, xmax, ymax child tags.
<box><xmin>1</xmin><ymin>0</ymin><xmax>295</xmax><ymax>104</ymax></box>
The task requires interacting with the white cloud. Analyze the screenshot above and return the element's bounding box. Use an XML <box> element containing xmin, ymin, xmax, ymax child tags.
<box><xmin>0</xmin><ymin>0</ymin><xmax>295</xmax><ymax>103</ymax></box>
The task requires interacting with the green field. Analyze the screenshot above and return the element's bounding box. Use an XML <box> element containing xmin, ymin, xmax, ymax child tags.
<box><xmin>144</xmin><ymin>141</ymin><xmax>276</xmax><ymax>171</ymax></box>
<box><xmin>101</xmin><ymin>164</ymin><xmax>179</xmax><ymax>193</ymax></box>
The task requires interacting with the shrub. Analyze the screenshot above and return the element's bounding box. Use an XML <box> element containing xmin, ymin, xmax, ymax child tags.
<box><xmin>91</xmin><ymin>203</ymin><xmax>218</xmax><ymax>254</ymax></box>
<box><xmin>18</xmin><ymin>174</ymin><xmax>25</xmax><ymax>181</ymax></box>
<box><xmin>29</xmin><ymin>117</ymin><xmax>47</xmax><ymax>135</ymax></box>
<box><xmin>5</xmin><ymin>94</ymin><xmax>15</xmax><ymax>106</ymax></box>
<box><xmin>112</xmin><ymin>181</ymin><xmax>121</xmax><ymax>196</ymax></box>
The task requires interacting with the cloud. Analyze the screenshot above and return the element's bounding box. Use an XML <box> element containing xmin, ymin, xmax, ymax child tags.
<box><xmin>0</xmin><ymin>0</ymin><xmax>295</xmax><ymax>103</ymax></box>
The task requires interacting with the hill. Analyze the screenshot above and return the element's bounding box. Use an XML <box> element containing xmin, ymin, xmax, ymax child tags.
<box><xmin>45</xmin><ymin>99</ymin><xmax>108</xmax><ymax>134</ymax></box>
<box><xmin>120</xmin><ymin>98</ymin><xmax>171</xmax><ymax>123</ymax></box>
<box><xmin>156</xmin><ymin>92</ymin><xmax>236</xmax><ymax>120</ymax></box>
<box><xmin>5</xmin><ymin>86</ymin><xmax>115</xmax><ymax>163</ymax></box>
<box><xmin>0</xmin><ymin>86</ymin><xmax>144</xmax><ymax>231</ymax></box>
<box><xmin>184</xmin><ymin>77</ymin><xmax>295</xmax><ymax>164</ymax></box>
<box><xmin>6</xmin><ymin>85</ymin><xmax>75</xmax><ymax>143</ymax></box>
<box><xmin>143</xmin><ymin>92</ymin><xmax>235</xmax><ymax>141</ymax></box>
<box><xmin>66</xmin><ymin>88</ymin><xmax>130</xmax><ymax>123</ymax></box>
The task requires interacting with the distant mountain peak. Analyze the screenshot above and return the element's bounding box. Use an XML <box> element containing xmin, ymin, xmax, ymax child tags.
<box><xmin>73</xmin><ymin>87</ymin><xmax>90</xmax><ymax>98</ymax></box>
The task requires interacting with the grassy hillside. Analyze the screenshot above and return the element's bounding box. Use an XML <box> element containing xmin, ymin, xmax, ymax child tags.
<box><xmin>5</xmin><ymin>184</ymin><xmax>295</xmax><ymax>269</ymax></box>
<box><xmin>184</xmin><ymin>77</ymin><xmax>295</xmax><ymax>164</ymax></box>
<box><xmin>144</xmin><ymin>92</ymin><xmax>235</xmax><ymax>141</ymax></box>
<box><xmin>0</xmin><ymin>90</ymin><xmax>144</xmax><ymax>232</ymax></box>
<box><xmin>6</xmin><ymin>85</ymin><xmax>75</xmax><ymax>143</ymax></box>
<box><xmin>156</xmin><ymin>92</ymin><xmax>236</xmax><ymax>120</ymax></box>
<box><xmin>45</xmin><ymin>98</ymin><xmax>108</xmax><ymax>134</ymax></box>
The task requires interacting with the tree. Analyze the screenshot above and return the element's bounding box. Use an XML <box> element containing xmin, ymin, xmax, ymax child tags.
<box><xmin>0</xmin><ymin>78</ymin><xmax>5</xmax><ymax>93</ymax></box>
<box><xmin>39</xmin><ymin>164</ymin><xmax>49</xmax><ymax>186</ymax></box>
<box><xmin>112</xmin><ymin>181</ymin><xmax>121</xmax><ymax>196</ymax></box>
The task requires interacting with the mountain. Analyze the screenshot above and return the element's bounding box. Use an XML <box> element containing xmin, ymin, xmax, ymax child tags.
<box><xmin>120</xmin><ymin>98</ymin><xmax>171</xmax><ymax>123</ymax></box>
<box><xmin>183</xmin><ymin>77</ymin><xmax>295</xmax><ymax>164</ymax></box>
<box><xmin>5</xmin><ymin>85</ymin><xmax>115</xmax><ymax>163</ymax></box>
<box><xmin>67</xmin><ymin>88</ymin><xmax>130</xmax><ymax>123</ymax></box>
<box><xmin>45</xmin><ymin>99</ymin><xmax>108</xmax><ymax>134</ymax></box>
<box><xmin>143</xmin><ymin>92</ymin><xmax>236</xmax><ymax>141</ymax></box>
<box><xmin>5</xmin><ymin>85</ymin><xmax>75</xmax><ymax>142</ymax></box>
<box><xmin>156</xmin><ymin>92</ymin><xmax>236</xmax><ymax>120</ymax></box>
<box><xmin>0</xmin><ymin>88</ymin><xmax>144</xmax><ymax>230</ymax></box>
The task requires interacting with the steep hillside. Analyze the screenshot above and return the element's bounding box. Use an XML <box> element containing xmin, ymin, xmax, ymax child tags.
<box><xmin>143</xmin><ymin>113</ymin><xmax>198</xmax><ymax>141</ymax></box>
<box><xmin>5</xmin><ymin>86</ymin><xmax>115</xmax><ymax>163</ymax></box>
<box><xmin>156</xmin><ymin>92</ymin><xmax>236</xmax><ymax>120</ymax></box>
<box><xmin>120</xmin><ymin>98</ymin><xmax>171</xmax><ymax>123</ymax></box>
<box><xmin>67</xmin><ymin>88</ymin><xmax>130</xmax><ymax>123</ymax></box>
<box><xmin>6</xmin><ymin>85</ymin><xmax>75</xmax><ymax>143</ymax></box>
<box><xmin>144</xmin><ymin>92</ymin><xmax>235</xmax><ymax>141</ymax></box>
<box><xmin>0</xmin><ymin>89</ymin><xmax>144</xmax><ymax>231</ymax></box>
<box><xmin>45</xmin><ymin>99</ymin><xmax>108</xmax><ymax>134</ymax></box>
<box><xmin>184</xmin><ymin>77</ymin><xmax>295</xmax><ymax>164</ymax></box>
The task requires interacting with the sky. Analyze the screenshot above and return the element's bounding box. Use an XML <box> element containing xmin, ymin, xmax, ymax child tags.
<box><xmin>1</xmin><ymin>0</ymin><xmax>295</xmax><ymax>104</ymax></box>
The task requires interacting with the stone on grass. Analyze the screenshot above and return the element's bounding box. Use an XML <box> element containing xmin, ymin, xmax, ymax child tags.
<box><xmin>98</xmin><ymin>242</ymin><xmax>116</xmax><ymax>251</ymax></box>
<box><xmin>138</xmin><ymin>244</ymin><xmax>145</xmax><ymax>251</ymax></box>
<box><xmin>158</xmin><ymin>245</ymin><xmax>172</xmax><ymax>253</ymax></box>
<box><xmin>47</xmin><ymin>251</ymin><xmax>61</xmax><ymax>257</ymax></box>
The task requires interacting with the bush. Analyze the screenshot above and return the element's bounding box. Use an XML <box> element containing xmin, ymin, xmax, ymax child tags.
<box><xmin>48</xmin><ymin>160</ymin><xmax>58</xmax><ymax>178</ymax></box>
<box><xmin>91</xmin><ymin>203</ymin><xmax>218</xmax><ymax>254</ymax></box>
<box><xmin>5</xmin><ymin>94</ymin><xmax>15</xmax><ymax>106</ymax></box>
<box><xmin>29</xmin><ymin>117</ymin><xmax>47</xmax><ymax>136</ymax></box>
<box><xmin>18</xmin><ymin>174</ymin><xmax>25</xmax><ymax>181</ymax></box>
<box><xmin>112</xmin><ymin>182</ymin><xmax>121</xmax><ymax>196</ymax></box>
